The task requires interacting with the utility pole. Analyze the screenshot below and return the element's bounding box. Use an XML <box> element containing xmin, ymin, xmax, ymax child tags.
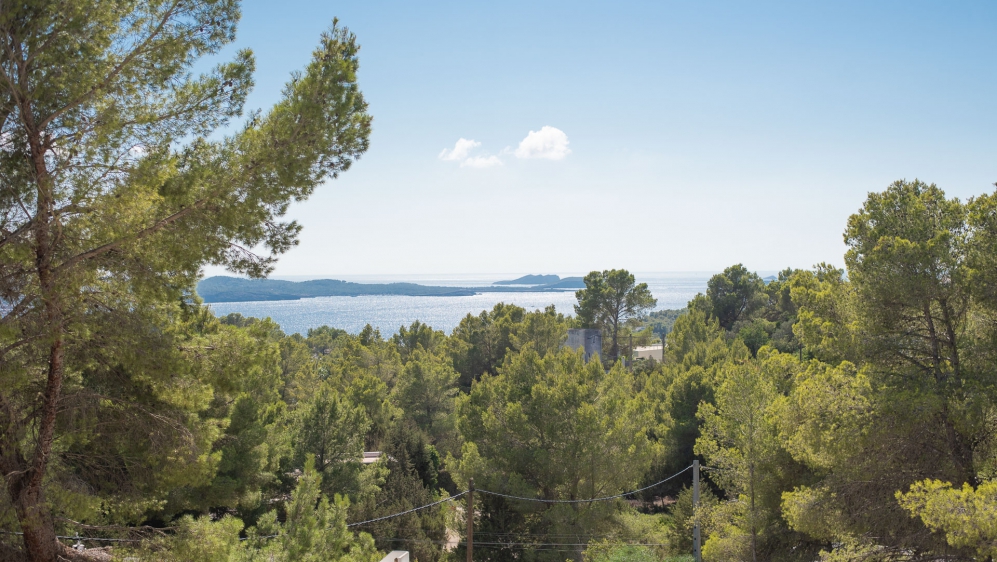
<box><xmin>629</xmin><ymin>333</ymin><xmax>633</xmax><ymax>370</ymax></box>
<box><xmin>693</xmin><ymin>461</ymin><xmax>701</xmax><ymax>562</ymax></box>
<box><xmin>467</xmin><ymin>478</ymin><xmax>474</xmax><ymax>562</ymax></box>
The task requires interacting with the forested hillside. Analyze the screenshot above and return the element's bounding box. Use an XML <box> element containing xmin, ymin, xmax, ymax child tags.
<box><xmin>197</xmin><ymin>276</ymin><xmax>478</xmax><ymax>302</ymax></box>
<box><xmin>195</xmin><ymin>276</ymin><xmax>584</xmax><ymax>303</ymax></box>
<box><xmin>1</xmin><ymin>0</ymin><xmax>994</xmax><ymax>560</ymax></box>
<box><xmin>3</xmin><ymin>179</ymin><xmax>996</xmax><ymax>561</ymax></box>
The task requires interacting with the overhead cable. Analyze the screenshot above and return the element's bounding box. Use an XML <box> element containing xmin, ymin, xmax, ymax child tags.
<box><xmin>347</xmin><ymin>491</ymin><xmax>467</xmax><ymax>527</ymax></box>
<box><xmin>476</xmin><ymin>465</ymin><xmax>692</xmax><ymax>504</ymax></box>
<box><xmin>10</xmin><ymin>463</ymin><xmax>694</xmax><ymax>546</ymax></box>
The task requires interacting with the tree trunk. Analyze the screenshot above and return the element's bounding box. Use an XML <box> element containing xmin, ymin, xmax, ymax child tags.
<box><xmin>923</xmin><ymin>304</ymin><xmax>943</xmax><ymax>379</ymax></box>
<box><xmin>9</xmin><ymin>475</ymin><xmax>61</xmax><ymax>562</ymax></box>
<box><xmin>7</xmin><ymin>106</ymin><xmax>71</xmax><ymax>562</ymax></box>
<box><xmin>941</xmin><ymin>403</ymin><xmax>975</xmax><ymax>484</ymax></box>
<box><xmin>924</xmin><ymin>304</ymin><xmax>975</xmax><ymax>483</ymax></box>
<box><xmin>610</xmin><ymin>316</ymin><xmax>619</xmax><ymax>363</ymax></box>
<box><xmin>938</xmin><ymin>298</ymin><xmax>960</xmax><ymax>374</ymax></box>
<box><xmin>749</xmin><ymin>463</ymin><xmax>757</xmax><ymax>562</ymax></box>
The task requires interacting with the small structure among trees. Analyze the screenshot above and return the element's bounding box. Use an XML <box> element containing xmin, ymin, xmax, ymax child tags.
<box><xmin>574</xmin><ymin>269</ymin><xmax>657</xmax><ymax>363</ymax></box>
<box><xmin>566</xmin><ymin>328</ymin><xmax>603</xmax><ymax>362</ymax></box>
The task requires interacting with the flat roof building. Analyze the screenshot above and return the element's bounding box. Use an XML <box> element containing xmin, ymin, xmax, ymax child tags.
<box><xmin>633</xmin><ymin>344</ymin><xmax>663</xmax><ymax>362</ymax></box>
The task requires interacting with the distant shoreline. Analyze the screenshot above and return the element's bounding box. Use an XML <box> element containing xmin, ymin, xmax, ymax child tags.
<box><xmin>197</xmin><ymin>275</ymin><xmax>583</xmax><ymax>303</ymax></box>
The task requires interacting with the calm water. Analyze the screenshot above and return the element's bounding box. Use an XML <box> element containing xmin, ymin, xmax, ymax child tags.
<box><xmin>207</xmin><ymin>273</ymin><xmax>711</xmax><ymax>335</ymax></box>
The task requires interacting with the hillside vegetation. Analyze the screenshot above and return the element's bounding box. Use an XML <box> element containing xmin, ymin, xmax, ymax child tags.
<box><xmin>6</xmin><ymin>179</ymin><xmax>997</xmax><ymax>562</ymax></box>
<box><xmin>1</xmin><ymin>1</ymin><xmax>995</xmax><ymax>560</ymax></box>
<box><xmin>196</xmin><ymin>276</ymin><xmax>586</xmax><ymax>303</ymax></box>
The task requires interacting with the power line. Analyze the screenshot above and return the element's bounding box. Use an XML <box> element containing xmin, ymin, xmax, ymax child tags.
<box><xmin>2</xmin><ymin>492</ymin><xmax>465</xmax><ymax>545</ymax></box>
<box><xmin>459</xmin><ymin>534</ymin><xmax>649</xmax><ymax>540</ymax></box>
<box><xmin>240</xmin><ymin>492</ymin><xmax>469</xmax><ymax>542</ymax></box>
<box><xmin>470</xmin><ymin>541</ymin><xmax>669</xmax><ymax>547</ymax></box>
<box><xmin>1</xmin><ymin>464</ymin><xmax>696</xmax><ymax>548</ymax></box>
<box><xmin>347</xmin><ymin>491</ymin><xmax>466</xmax><ymax>528</ymax></box>
<box><xmin>476</xmin><ymin>465</ymin><xmax>692</xmax><ymax>504</ymax></box>
<box><xmin>60</xmin><ymin>536</ymin><xmax>142</xmax><ymax>543</ymax></box>
<box><xmin>371</xmin><ymin>536</ymin><xmax>669</xmax><ymax>548</ymax></box>
<box><xmin>0</xmin><ymin>530</ymin><xmax>145</xmax><ymax>543</ymax></box>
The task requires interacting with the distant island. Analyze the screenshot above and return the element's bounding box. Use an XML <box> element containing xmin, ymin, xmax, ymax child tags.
<box><xmin>492</xmin><ymin>274</ymin><xmax>586</xmax><ymax>289</ymax></box>
<box><xmin>536</xmin><ymin>277</ymin><xmax>586</xmax><ymax>289</ymax></box>
<box><xmin>198</xmin><ymin>275</ymin><xmax>585</xmax><ymax>303</ymax></box>
<box><xmin>494</xmin><ymin>274</ymin><xmax>561</xmax><ymax>285</ymax></box>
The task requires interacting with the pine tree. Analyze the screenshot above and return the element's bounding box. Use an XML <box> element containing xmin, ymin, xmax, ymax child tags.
<box><xmin>0</xmin><ymin>2</ymin><xmax>370</xmax><ymax>558</ymax></box>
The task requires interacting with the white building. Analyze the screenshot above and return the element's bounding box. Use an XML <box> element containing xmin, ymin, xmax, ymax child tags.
<box><xmin>633</xmin><ymin>344</ymin><xmax>663</xmax><ymax>362</ymax></box>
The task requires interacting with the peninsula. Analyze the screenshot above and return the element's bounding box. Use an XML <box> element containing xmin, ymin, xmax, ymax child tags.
<box><xmin>197</xmin><ymin>276</ymin><xmax>585</xmax><ymax>303</ymax></box>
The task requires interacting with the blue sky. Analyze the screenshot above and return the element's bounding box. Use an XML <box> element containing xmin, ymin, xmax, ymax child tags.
<box><xmin>202</xmin><ymin>0</ymin><xmax>997</xmax><ymax>277</ymax></box>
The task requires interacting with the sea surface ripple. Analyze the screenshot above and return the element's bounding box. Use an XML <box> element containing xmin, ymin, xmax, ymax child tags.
<box><xmin>206</xmin><ymin>273</ymin><xmax>710</xmax><ymax>335</ymax></box>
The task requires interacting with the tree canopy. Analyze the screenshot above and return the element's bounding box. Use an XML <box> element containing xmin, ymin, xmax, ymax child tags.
<box><xmin>0</xmin><ymin>178</ymin><xmax>992</xmax><ymax>561</ymax></box>
<box><xmin>0</xmin><ymin>1</ymin><xmax>369</xmax><ymax>559</ymax></box>
<box><xmin>575</xmin><ymin>269</ymin><xmax>656</xmax><ymax>363</ymax></box>
<box><xmin>2</xmin><ymin>4</ymin><xmax>996</xmax><ymax>560</ymax></box>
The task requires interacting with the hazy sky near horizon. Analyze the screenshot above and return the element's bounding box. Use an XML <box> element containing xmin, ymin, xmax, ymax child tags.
<box><xmin>201</xmin><ymin>0</ymin><xmax>996</xmax><ymax>277</ymax></box>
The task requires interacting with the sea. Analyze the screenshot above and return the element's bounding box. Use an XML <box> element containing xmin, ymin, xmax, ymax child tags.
<box><xmin>206</xmin><ymin>273</ymin><xmax>714</xmax><ymax>336</ymax></box>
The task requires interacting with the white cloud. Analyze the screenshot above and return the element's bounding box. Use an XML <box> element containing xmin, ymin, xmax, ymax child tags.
<box><xmin>461</xmin><ymin>155</ymin><xmax>503</xmax><ymax>168</ymax></box>
<box><xmin>514</xmin><ymin>126</ymin><xmax>571</xmax><ymax>160</ymax></box>
<box><xmin>438</xmin><ymin>138</ymin><xmax>480</xmax><ymax>161</ymax></box>
<box><xmin>439</xmin><ymin>137</ymin><xmax>504</xmax><ymax>168</ymax></box>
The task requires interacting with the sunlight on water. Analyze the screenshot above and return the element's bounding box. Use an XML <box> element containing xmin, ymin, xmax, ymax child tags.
<box><xmin>207</xmin><ymin>274</ymin><xmax>710</xmax><ymax>335</ymax></box>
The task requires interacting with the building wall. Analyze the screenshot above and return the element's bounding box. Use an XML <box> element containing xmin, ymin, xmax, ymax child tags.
<box><xmin>566</xmin><ymin>328</ymin><xmax>602</xmax><ymax>362</ymax></box>
<box><xmin>633</xmin><ymin>345</ymin><xmax>663</xmax><ymax>362</ymax></box>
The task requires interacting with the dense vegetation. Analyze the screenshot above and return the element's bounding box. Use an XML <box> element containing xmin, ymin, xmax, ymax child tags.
<box><xmin>643</xmin><ymin>308</ymin><xmax>686</xmax><ymax>340</ymax></box>
<box><xmin>1</xmin><ymin>1</ymin><xmax>996</xmax><ymax>561</ymax></box>
<box><xmin>5</xmin><ymin>179</ymin><xmax>997</xmax><ymax>562</ymax></box>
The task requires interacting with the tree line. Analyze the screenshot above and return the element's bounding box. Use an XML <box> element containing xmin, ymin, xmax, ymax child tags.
<box><xmin>4</xmin><ymin>180</ymin><xmax>996</xmax><ymax>562</ymax></box>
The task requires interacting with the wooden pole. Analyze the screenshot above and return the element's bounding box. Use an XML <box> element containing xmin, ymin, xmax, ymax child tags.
<box><xmin>467</xmin><ymin>478</ymin><xmax>474</xmax><ymax>562</ymax></box>
<box><xmin>693</xmin><ymin>461</ymin><xmax>701</xmax><ymax>562</ymax></box>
